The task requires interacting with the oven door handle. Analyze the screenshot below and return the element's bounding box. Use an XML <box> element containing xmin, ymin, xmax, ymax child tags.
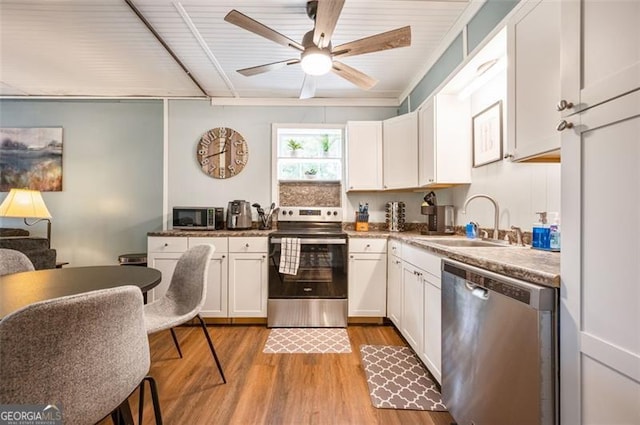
<box><xmin>270</xmin><ymin>238</ymin><xmax>347</xmax><ymax>245</ymax></box>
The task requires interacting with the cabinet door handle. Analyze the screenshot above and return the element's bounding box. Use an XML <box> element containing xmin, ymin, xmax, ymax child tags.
<box><xmin>556</xmin><ymin>120</ymin><xmax>574</xmax><ymax>131</ymax></box>
<box><xmin>262</xmin><ymin>255</ymin><xmax>266</xmax><ymax>259</ymax></box>
<box><xmin>556</xmin><ymin>99</ymin><xmax>574</xmax><ymax>111</ymax></box>
<box><xmin>350</xmin><ymin>255</ymin><xmax>354</xmax><ymax>259</ymax></box>
<box><xmin>245</xmin><ymin>243</ymin><xmax>250</xmax><ymax>248</ymax></box>
<box><xmin>222</xmin><ymin>255</ymin><xmax>226</xmax><ymax>259</ymax></box>
<box><xmin>503</xmin><ymin>153</ymin><xmax>514</xmax><ymax>159</ymax></box>
<box><xmin>164</xmin><ymin>243</ymin><xmax>169</xmax><ymax>247</ymax></box>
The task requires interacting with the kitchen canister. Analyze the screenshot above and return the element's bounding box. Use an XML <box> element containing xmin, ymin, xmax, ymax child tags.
<box><xmin>385</xmin><ymin>201</ymin><xmax>406</xmax><ymax>232</ymax></box>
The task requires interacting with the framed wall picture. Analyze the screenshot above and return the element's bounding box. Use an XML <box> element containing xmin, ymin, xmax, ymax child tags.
<box><xmin>472</xmin><ymin>101</ymin><xmax>503</xmax><ymax>167</ymax></box>
<box><xmin>0</xmin><ymin>127</ymin><xmax>63</xmax><ymax>191</ymax></box>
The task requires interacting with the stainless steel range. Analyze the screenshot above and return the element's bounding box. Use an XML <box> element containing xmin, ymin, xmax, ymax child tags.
<box><xmin>268</xmin><ymin>207</ymin><xmax>347</xmax><ymax>328</ymax></box>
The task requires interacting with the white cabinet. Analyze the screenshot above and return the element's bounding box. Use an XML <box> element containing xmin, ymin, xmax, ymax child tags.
<box><xmin>348</xmin><ymin>238</ymin><xmax>387</xmax><ymax>317</ymax></box>
<box><xmin>188</xmin><ymin>237</ymin><xmax>228</xmax><ymax>318</ymax></box>
<box><xmin>401</xmin><ymin>242</ymin><xmax>443</xmax><ymax>383</ymax></box>
<box><xmin>345</xmin><ymin>121</ymin><xmax>383</xmax><ymax>191</ymax></box>
<box><xmin>506</xmin><ymin>0</ymin><xmax>562</xmax><ymax>161</ymax></box>
<box><xmin>560</xmin><ymin>0</ymin><xmax>640</xmax><ymax>115</ymax></box>
<box><xmin>387</xmin><ymin>239</ymin><xmax>403</xmax><ymax>327</ymax></box>
<box><xmin>228</xmin><ymin>237</ymin><xmax>268</xmax><ymax>317</ymax></box>
<box><xmin>147</xmin><ymin>237</ymin><xmax>187</xmax><ymax>302</ymax></box>
<box><xmin>560</xmin><ymin>3</ymin><xmax>640</xmax><ymax>422</ymax></box>
<box><xmin>418</xmin><ymin>95</ymin><xmax>471</xmax><ymax>187</ymax></box>
<box><xmin>561</xmin><ymin>90</ymin><xmax>640</xmax><ymax>425</ymax></box>
<box><xmin>419</xmin><ymin>257</ymin><xmax>442</xmax><ymax>384</ymax></box>
<box><xmin>401</xmin><ymin>261</ymin><xmax>424</xmax><ymax>352</ymax></box>
<box><xmin>383</xmin><ymin>112</ymin><xmax>418</xmax><ymax>189</ymax></box>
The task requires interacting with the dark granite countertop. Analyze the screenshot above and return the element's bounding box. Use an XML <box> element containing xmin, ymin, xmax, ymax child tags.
<box><xmin>148</xmin><ymin>229</ymin><xmax>274</xmax><ymax>237</ymax></box>
<box><xmin>149</xmin><ymin>228</ymin><xmax>560</xmax><ymax>288</ymax></box>
<box><xmin>347</xmin><ymin>230</ymin><xmax>560</xmax><ymax>288</ymax></box>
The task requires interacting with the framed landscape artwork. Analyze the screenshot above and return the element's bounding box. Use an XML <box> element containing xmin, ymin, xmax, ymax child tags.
<box><xmin>472</xmin><ymin>101</ymin><xmax>503</xmax><ymax>167</ymax></box>
<box><xmin>0</xmin><ymin>127</ymin><xmax>63</xmax><ymax>192</ymax></box>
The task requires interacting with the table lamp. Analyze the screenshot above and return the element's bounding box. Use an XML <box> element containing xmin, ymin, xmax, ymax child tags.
<box><xmin>0</xmin><ymin>188</ymin><xmax>53</xmax><ymax>248</ymax></box>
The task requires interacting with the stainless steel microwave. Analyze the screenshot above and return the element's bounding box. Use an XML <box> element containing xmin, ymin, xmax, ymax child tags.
<box><xmin>172</xmin><ymin>207</ymin><xmax>224</xmax><ymax>230</ymax></box>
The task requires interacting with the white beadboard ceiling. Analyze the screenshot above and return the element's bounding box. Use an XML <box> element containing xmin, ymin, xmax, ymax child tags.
<box><xmin>0</xmin><ymin>0</ymin><xmax>475</xmax><ymax>103</ymax></box>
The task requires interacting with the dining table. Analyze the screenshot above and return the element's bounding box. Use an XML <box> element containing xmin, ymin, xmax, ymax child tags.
<box><xmin>0</xmin><ymin>265</ymin><xmax>161</xmax><ymax>318</ymax></box>
<box><xmin>0</xmin><ymin>265</ymin><xmax>162</xmax><ymax>425</ymax></box>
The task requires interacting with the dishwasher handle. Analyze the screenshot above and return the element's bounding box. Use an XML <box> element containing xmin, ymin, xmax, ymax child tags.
<box><xmin>465</xmin><ymin>281</ymin><xmax>489</xmax><ymax>300</ymax></box>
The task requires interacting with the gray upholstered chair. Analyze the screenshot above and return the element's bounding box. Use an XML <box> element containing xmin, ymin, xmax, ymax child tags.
<box><xmin>0</xmin><ymin>286</ymin><xmax>162</xmax><ymax>425</ymax></box>
<box><xmin>0</xmin><ymin>248</ymin><xmax>35</xmax><ymax>276</ymax></box>
<box><xmin>144</xmin><ymin>244</ymin><xmax>226</xmax><ymax>383</ymax></box>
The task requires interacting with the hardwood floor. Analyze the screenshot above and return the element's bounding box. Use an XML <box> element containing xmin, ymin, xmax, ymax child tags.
<box><xmin>109</xmin><ymin>325</ymin><xmax>453</xmax><ymax>425</ymax></box>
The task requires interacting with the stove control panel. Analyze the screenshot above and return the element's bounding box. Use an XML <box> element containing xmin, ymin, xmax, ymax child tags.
<box><xmin>279</xmin><ymin>207</ymin><xmax>343</xmax><ymax>222</ymax></box>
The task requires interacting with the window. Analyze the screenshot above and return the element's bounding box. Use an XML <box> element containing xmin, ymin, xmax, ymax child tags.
<box><xmin>274</xmin><ymin>126</ymin><xmax>343</xmax><ymax>181</ymax></box>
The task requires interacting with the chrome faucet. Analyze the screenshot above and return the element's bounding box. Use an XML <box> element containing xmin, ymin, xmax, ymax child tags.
<box><xmin>462</xmin><ymin>194</ymin><xmax>500</xmax><ymax>240</ymax></box>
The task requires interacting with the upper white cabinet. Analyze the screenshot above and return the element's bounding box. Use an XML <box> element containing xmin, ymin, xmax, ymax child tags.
<box><xmin>418</xmin><ymin>94</ymin><xmax>471</xmax><ymax>187</ymax></box>
<box><xmin>506</xmin><ymin>0</ymin><xmax>562</xmax><ymax>162</ymax></box>
<box><xmin>383</xmin><ymin>112</ymin><xmax>419</xmax><ymax>189</ymax></box>
<box><xmin>345</xmin><ymin>121</ymin><xmax>383</xmax><ymax>191</ymax></box>
<box><xmin>560</xmin><ymin>0</ymin><xmax>640</xmax><ymax>115</ymax></box>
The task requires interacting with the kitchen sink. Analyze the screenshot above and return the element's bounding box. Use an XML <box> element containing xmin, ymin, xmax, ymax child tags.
<box><xmin>428</xmin><ymin>238</ymin><xmax>510</xmax><ymax>248</ymax></box>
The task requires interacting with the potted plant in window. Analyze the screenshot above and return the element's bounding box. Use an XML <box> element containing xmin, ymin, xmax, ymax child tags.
<box><xmin>304</xmin><ymin>167</ymin><xmax>318</xmax><ymax>179</ymax></box>
<box><xmin>320</xmin><ymin>134</ymin><xmax>333</xmax><ymax>157</ymax></box>
<box><xmin>287</xmin><ymin>139</ymin><xmax>303</xmax><ymax>157</ymax></box>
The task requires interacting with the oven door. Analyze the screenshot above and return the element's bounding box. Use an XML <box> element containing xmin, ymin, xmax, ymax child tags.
<box><xmin>268</xmin><ymin>237</ymin><xmax>347</xmax><ymax>299</ymax></box>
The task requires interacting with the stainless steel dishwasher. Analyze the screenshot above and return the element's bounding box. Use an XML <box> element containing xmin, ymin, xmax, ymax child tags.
<box><xmin>442</xmin><ymin>259</ymin><xmax>558</xmax><ymax>425</ymax></box>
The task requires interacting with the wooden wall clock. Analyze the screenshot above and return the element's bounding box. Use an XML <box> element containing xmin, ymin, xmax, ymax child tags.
<box><xmin>196</xmin><ymin>127</ymin><xmax>248</xmax><ymax>179</ymax></box>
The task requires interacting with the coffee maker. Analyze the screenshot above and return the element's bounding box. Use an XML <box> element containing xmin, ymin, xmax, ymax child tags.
<box><xmin>421</xmin><ymin>192</ymin><xmax>455</xmax><ymax>235</ymax></box>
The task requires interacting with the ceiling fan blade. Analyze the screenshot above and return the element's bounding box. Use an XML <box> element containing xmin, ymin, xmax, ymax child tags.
<box><xmin>237</xmin><ymin>59</ymin><xmax>300</xmax><ymax>77</ymax></box>
<box><xmin>331</xmin><ymin>61</ymin><xmax>378</xmax><ymax>90</ymax></box>
<box><xmin>313</xmin><ymin>0</ymin><xmax>345</xmax><ymax>48</ymax></box>
<box><xmin>332</xmin><ymin>26</ymin><xmax>411</xmax><ymax>58</ymax></box>
<box><xmin>225</xmin><ymin>9</ymin><xmax>304</xmax><ymax>52</ymax></box>
<box><xmin>299</xmin><ymin>74</ymin><xmax>317</xmax><ymax>99</ymax></box>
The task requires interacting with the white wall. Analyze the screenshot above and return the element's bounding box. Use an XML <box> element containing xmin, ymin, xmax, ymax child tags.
<box><xmin>166</xmin><ymin>100</ymin><xmax>397</xmax><ymax>226</ymax></box>
<box><xmin>449</xmin><ymin>69</ymin><xmax>560</xmax><ymax>231</ymax></box>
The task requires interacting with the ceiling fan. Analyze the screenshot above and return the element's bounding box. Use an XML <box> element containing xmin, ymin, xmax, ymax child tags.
<box><xmin>224</xmin><ymin>0</ymin><xmax>411</xmax><ymax>99</ymax></box>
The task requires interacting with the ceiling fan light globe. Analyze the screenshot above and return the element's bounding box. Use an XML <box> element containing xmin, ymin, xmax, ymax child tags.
<box><xmin>300</xmin><ymin>48</ymin><xmax>332</xmax><ymax>76</ymax></box>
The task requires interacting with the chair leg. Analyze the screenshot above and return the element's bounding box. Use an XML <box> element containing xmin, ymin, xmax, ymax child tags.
<box><xmin>169</xmin><ymin>327</ymin><xmax>183</xmax><ymax>358</ymax></box>
<box><xmin>196</xmin><ymin>314</ymin><xmax>226</xmax><ymax>384</ymax></box>
<box><xmin>138</xmin><ymin>376</ymin><xmax>163</xmax><ymax>425</ymax></box>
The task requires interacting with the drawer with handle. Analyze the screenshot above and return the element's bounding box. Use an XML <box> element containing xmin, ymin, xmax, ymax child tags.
<box><xmin>228</xmin><ymin>237</ymin><xmax>268</xmax><ymax>253</ymax></box>
<box><xmin>147</xmin><ymin>237</ymin><xmax>188</xmax><ymax>253</ymax></box>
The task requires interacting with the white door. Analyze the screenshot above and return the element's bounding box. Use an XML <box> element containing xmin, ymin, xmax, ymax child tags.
<box><xmin>200</xmin><ymin>254</ymin><xmax>228</xmax><ymax>317</ymax></box>
<box><xmin>228</xmin><ymin>252</ymin><xmax>268</xmax><ymax>317</ymax></box>
<box><xmin>345</xmin><ymin>121</ymin><xmax>383</xmax><ymax>191</ymax></box>
<box><xmin>507</xmin><ymin>0</ymin><xmax>562</xmax><ymax>161</ymax></box>
<box><xmin>561</xmin><ymin>90</ymin><xmax>640</xmax><ymax>425</ymax></box>
<box><xmin>146</xmin><ymin>253</ymin><xmax>180</xmax><ymax>302</ymax></box>
<box><xmin>422</xmin><ymin>274</ymin><xmax>442</xmax><ymax>384</ymax></box>
<box><xmin>348</xmin><ymin>252</ymin><xmax>387</xmax><ymax>317</ymax></box>
<box><xmin>401</xmin><ymin>262</ymin><xmax>424</xmax><ymax>352</ymax></box>
<box><xmin>387</xmin><ymin>254</ymin><xmax>403</xmax><ymax>327</ymax></box>
<box><xmin>561</xmin><ymin>0</ymin><xmax>640</xmax><ymax>115</ymax></box>
<box><xmin>383</xmin><ymin>112</ymin><xmax>418</xmax><ymax>189</ymax></box>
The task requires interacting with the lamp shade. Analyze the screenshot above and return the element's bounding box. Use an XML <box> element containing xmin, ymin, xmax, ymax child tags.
<box><xmin>0</xmin><ymin>188</ymin><xmax>52</xmax><ymax>219</ymax></box>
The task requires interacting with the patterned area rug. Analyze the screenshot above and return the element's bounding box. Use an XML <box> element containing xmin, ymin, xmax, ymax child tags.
<box><xmin>359</xmin><ymin>345</ymin><xmax>446</xmax><ymax>411</ymax></box>
<box><xmin>263</xmin><ymin>328</ymin><xmax>352</xmax><ymax>353</ymax></box>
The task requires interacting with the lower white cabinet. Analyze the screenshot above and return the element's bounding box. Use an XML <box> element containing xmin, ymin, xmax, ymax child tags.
<box><xmin>228</xmin><ymin>237</ymin><xmax>268</xmax><ymax>317</ymax></box>
<box><xmin>147</xmin><ymin>236</ymin><xmax>267</xmax><ymax>318</ymax></box>
<box><xmin>387</xmin><ymin>240</ymin><xmax>403</xmax><ymax>327</ymax></box>
<box><xmin>401</xmin><ymin>261</ymin><xmax>424</xmax><ymax>351</ymax></box>
<box><xmin>389</xmin><ymin>239</ymin><xmax>443</xmax><ymax>384</ymax></box>
<box><xmin>188</xmin><ymin>237</ymin><xmax>228</xmax><ymax>318</ymax></box>
<box><xmin>348</xmin><ymin>238</ymin><xmax>387</xmax><ymax>317</ymax></box>
<box><xmin>421</xmin><ymin>271</ymin><xmax>442</xmax><ymax>384</ymax></box>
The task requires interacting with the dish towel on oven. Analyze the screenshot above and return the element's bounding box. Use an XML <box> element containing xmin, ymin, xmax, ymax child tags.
<box><xmin>279</xmin><ymin>237</ymin><xmax>301</xmax><ymax>275</ymax></box>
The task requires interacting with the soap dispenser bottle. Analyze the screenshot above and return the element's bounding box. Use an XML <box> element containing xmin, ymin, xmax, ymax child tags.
<box><xmin>532</xmin><ymin>212</ymin><xmax>549</xmax><ymax>249</ymax></box>
<box><xmin>549</xmin><ymin>213</ymin><xmax>561</xmax><ymax>251</ymax></box>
